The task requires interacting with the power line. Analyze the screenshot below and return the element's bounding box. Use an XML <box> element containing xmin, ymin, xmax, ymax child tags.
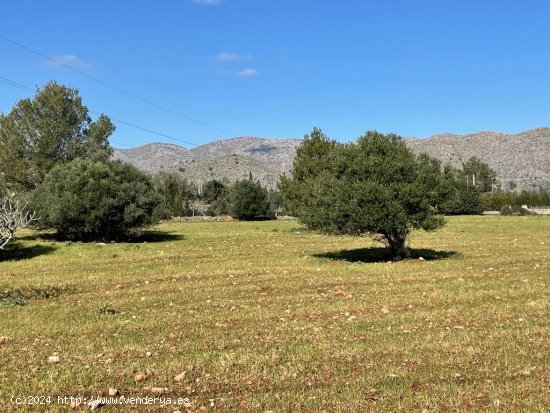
<box><xmin>0</xmin><ymin>33</ymin><xmax>235</xmax><ymax>137</ymax></box>
<box><xmin>93</xmin><ymin>111</ymin><xmax>197</xmax><ymax>147</ymax></box>
<box><xmin>1</xmin><ymin>97</ymin><xmax>132</xmax><ymax>149</ymax></box>
<box><xmin>0</xmin><ymin>75</ymin><xmax>197</xmax><ymax>147</ymax></box>
<box><xmin>0</xmin><ymin>76</ymin><xmax>33</xmax><ymax>93</ymax></box>
<box><xmin>110</xmin><ymin>140</ymin><xmax>133</xmax><ymax>148</ymax></box>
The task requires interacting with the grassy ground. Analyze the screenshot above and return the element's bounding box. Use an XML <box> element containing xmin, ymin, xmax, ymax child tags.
<box><xmin>0</xmin><ymin>216</ymin><xmax>548</xmax><ymax>412</ymax></box>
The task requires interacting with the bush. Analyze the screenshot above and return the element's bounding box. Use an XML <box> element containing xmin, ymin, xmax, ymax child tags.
<box><xmin>32</xmin><ymin>159</ymin><xmax>159</xmax><ymax>241</ymax></box>
<box><xmin>499</xmin><ymin>205</ymin><xmax>534</xmax><ymax>216</ymax></box>
<box><xmin>227</xmin><ymin>180</ymin><xmax>274</xmax><ymax>220</ymax></box>
<box><xmin>483</xmin><ymin>191</ymin><xmax>550</xmax><ymax>211</ymax></box>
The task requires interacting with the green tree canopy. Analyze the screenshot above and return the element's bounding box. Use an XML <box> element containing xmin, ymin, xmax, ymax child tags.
<box><xmin>153</xmin><ymin>172</ymin><xmax>198</xmax><ymax>218</ymax></box>
<box><xmin>280</xmin><ymin>129</ymin><xmax>446</xmax><ymax>259</ymax></box>
<box><xmin>0</xmin><ymin>82</ymin><xmax>114</xmax><ymax>192</ymax></box>
<box><xmin>227</xmin><ymin>180</ymin><xmax>273</xmax><ymax>220</ymax></box>
<box><xmin>32</xmin><ymin>159</ymin><xmax>159</xmax><ymax>241</ymax></box>
<box><xmin>482</xmin><ymin>190</ymin><xmax>550</xmax><ymax>211</ymax></box>
<box><xmin>267</xmin><ymin>190</ymin><xmax>285</xmax><ymax>217</ymax></box>
<box><xmin>459</xmin><ymin>156</ymin><xmax>497</xmax><ymax>193</ymax></box>
<box><xmin>201</xmin><ymin>179</ymin><xmax>225</xmax><ymax>204</ymax></box>
<box><xmin>437</xmin><ymin>165</ymin><xmax>483</xmax><ymax>215</ymax></box>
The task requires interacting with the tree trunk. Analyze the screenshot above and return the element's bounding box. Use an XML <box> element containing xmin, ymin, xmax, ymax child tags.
<box><xmin>386</xmin><ymin>233</ymin><xmax>410</xmax><ymax>261</ymax></box>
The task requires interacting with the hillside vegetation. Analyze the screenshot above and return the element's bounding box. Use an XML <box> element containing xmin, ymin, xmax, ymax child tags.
<box><xmin>113</xmin><ymin>128</ymin><xmax>550</xmax><ymax>191</ymax></box>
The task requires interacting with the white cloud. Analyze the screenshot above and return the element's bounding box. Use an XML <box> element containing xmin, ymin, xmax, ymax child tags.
<box><xmin>218</xmin><ymin>52</ymin><xmax>240</xmax><ymax>61</ymax></box>
<box><xmin>218</xmin><ymin>52</ymin><xmax>253</xmax><ymax>62</ymax></box>
<box><xmin>46</xmin><ymin>54</ymin><xmax>91</xmax><ymax>69</ymax></box>
<box><xmin>193</xmin><ymin>0</ymin><xmax>223</xmax><ymax>4</ymax></box>
<box><xmin>236</xmin><ymin>68</ymin><xmax>258</xmax><ymax>77</ymax></box>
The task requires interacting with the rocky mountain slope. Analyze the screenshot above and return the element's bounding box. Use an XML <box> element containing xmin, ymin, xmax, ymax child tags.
<box><xmin>113</xmin><ymin>128</ymin><xmax>550</xmax><ymax>191</ymax></box>
<box><xmin>113</xmin><ymin>137</ymin><xmax>298</xmax><ymax>189</ymax></box>
<box><xmin>406</xmin><ymin>127</ymin><xmax>550</xmax><ymax>191</ymax></box>
<box><xmin>191</xmin><ymin>136</ymin><xmax>301</xmax><ymax>166</ymax></box>
<box><xmin>113</xmin><ymin>143</ymin><xmax>195</xmax><ymax>171</ymax></box>
<box><xmin>173</xmin><ymin>154</ymin><xmax>284</xmax><ymax>189</ymax></box>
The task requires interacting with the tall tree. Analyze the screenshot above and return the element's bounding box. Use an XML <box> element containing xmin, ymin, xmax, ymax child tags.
<box><xmin>161</xmin><ymin>173</ymin><xmax>185</xmax><ymax>217</ymax></box>
<box><xmin>279</xmin><ymin>128</ymin><xmax>337</xmax><ymax>217</ymax></box>
<box><xmin>442</xmin><ymin>165</ymin><xmax>484</xmax><ymax>215</ymax></box>
<box><xmin>0</xmin><ymin>82</ymin><xmax>114</xmax><ymax>192</ymax></box>
<box><xmin>280</xmin><ymin>129</ymin><xmax>446</xmax><ymax>259</ymax></box>
<box><xmin>459</xmin><ymin>156</ymin><xmax>497</xmax><ymax>193</ymax></box>
<box><xmin>153</xmin><ymin>172</ymin><xmax>197</xmax><ymax>218</ymax></box>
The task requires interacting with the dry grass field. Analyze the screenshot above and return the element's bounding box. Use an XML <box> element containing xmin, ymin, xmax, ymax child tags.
<box><xmin>0</xmin><ymin>216</ymin><xmax>548</xmax><ymax>412</ymax></box>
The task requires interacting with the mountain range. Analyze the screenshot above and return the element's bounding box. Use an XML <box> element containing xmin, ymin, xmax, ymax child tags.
<box><xmin>113</xmin><ymin>128</ymin><xmax>550</xmax><ymax>192</ymax></box>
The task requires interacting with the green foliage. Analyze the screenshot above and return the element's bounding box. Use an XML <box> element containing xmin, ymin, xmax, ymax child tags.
<box><xmin>154</xmin><ymin>173</ymin><xmax>199</xmax><ymax>218</ymax></box>
<box><xmin>280</xmin><ymin>128</ymin><xmax>338</xmax><ymax>217</ymax></box>
<box><xmin>459</xmin><ymin>156</ymin><xmax>497</xmax><ymax>193</ymax></box>
<box><xmin>267</xmin><ymin>190</ymin><xmax>285</xmax><ymax>217</ymax></box>
<box><xmin>227</xmin><ymin>180</ymin><xmax>274</xmax><ymax>220</ymax></box>
<box><xmin>280</xmin><ymin>129</ymin><xmax>446</xmax><ymax>259</ymax></box>
<box><xmin>437</xmin><ymin>165</ymin><xmax>483</xmax><ymax>215</ymax></box>
<box><xmin>483</xmin><ymin>191</ymin><xmax>550</xmax><ymax>211</ymax></box>
<box><xmin>153</xmin><ymin>173</ymin><xmax>197</xmax><ymax>218</ymax></box>
<box><xmin>201</xmin><ymin>179</ymin><xmax>225</xmax><ymax>204</ymax></box>
<box><xmin>210</xmin><ymin>196</ymin><xmax>229</xmax><ymax>216</ymax></box>
<box><xmin>0</xmin><ymin>82</ymin><xmax>114</xmax><ymax>192</ymax></box>
<box><xmin>445</xmin><ymin>185</ymin><xmax>483</xmax><ymax>215</ymax></box>
<box><xmin>32</xmin><ymin>159</ymin><xmax>159</xmax><ymax>241</ymax></box>
<box><xmin>163</xmin><ymin>174</ymin><xmax>185</xmax><ymax>217</ymax></box>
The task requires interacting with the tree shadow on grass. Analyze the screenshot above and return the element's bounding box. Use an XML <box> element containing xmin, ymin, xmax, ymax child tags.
<box><xmin>16</xmin><ymin>232</ymin><xmax>57</xmax><ymax>242</ymax></box>
<box><xmin>18</xmin><ymin>230</ymin><xmax>184</xmax><ymax>244</ymax></box>
<box><xmin>0</xmin><ymin>243</ymin><xmax>57</xmax><ymax>262</ymax></box>
<box><xmin>130</xmin><ymin>231</ymin><xmax>185</xmax><ymax>243</ymax></box>
<box><xmin>314</xmin><ymin>247</ymin><xmax>459</xmax><ymax>263</ymax></box>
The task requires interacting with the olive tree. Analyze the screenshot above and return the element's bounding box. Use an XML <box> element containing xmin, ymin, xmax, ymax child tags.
<box><xmin>280</xmin><ymin>129</ymin><xmax>446</xmax><ymax>260</ymax></box>
<box><xmin>0</xmin><ymin>198</ymin><xmax>36</xmax><ymax>249</ymax></box>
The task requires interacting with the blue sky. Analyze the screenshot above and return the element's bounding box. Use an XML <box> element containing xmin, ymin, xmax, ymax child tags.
<box><xmin>1</xmin><ymin>0</ymin><xmax>549</xmax><ymax>148</ymax></box>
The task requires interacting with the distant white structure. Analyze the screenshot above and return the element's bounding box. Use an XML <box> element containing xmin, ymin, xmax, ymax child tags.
<box><xmin>526</xmin><ymin>206</ymin><xmax>550</xmax><ymax>215</ymax></box>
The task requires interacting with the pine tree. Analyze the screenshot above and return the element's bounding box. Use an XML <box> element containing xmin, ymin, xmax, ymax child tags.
<box><xmin>0</xmin><ymin>82</ymin><xmax>114</xmax><ymax>192</ymax></box>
